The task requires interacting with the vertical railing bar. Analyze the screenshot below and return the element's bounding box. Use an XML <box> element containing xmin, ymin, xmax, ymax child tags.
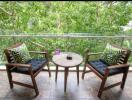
<box><xmin>67</xmin><ymin>36</ymin><xmax>69</xmax><ymax>52</ymax></box>
<box><xmin>120</xmin><ymin>37</ymin><xmax>125</xmax><ymax>47</ymax></box>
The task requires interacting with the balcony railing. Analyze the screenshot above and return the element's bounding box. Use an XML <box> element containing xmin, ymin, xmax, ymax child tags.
<box><xmin>0</xmin><ymin>34</ymin><xmax>132</xmax><ymax>69</ymax></box>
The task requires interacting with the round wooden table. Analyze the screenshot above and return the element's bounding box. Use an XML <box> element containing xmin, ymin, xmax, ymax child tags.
<box><xmin>52</xmin><ymin>52</ymin><xmax>83</xmax><ymax>92</ymax></box>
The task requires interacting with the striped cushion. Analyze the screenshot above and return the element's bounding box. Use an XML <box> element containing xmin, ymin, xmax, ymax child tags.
<box><xmin>101</xmin><ymin>43</ymin><xmax>125</xmax><ymax>65</ymax></box>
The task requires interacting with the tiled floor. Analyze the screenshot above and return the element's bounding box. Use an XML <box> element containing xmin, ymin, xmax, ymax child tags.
<box><xmin>0</xmin><ymin>71</ymin><xmax>132</xmax><ymax>100</ymax></box>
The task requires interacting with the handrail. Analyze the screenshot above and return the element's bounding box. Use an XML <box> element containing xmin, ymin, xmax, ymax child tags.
<box><xmin>0</xmin><ymin>34</ymin><xmax>132</xmax><ymax>39</ymax></box>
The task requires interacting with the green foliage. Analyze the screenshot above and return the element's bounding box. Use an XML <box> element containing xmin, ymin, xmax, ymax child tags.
<box><xmin>0</xmin><ymin>1</ymin><xmax>132</xmax><ymax>34</ymax></box>
<box><xmin>0</xmin><ymin>1</ymin><xmax>132</xmax><ymax>63</ymax></box>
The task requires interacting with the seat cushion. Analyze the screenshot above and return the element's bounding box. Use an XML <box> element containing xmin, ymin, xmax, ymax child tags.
<box><xmin>88</xmin><ymin>59</ymin><xmax>124</xmax><ymax>76</ymax></box>
<box><xmin>12</xmin><ymin>58</ymin><xmax>47</xmax><ymax>74</ymax></box>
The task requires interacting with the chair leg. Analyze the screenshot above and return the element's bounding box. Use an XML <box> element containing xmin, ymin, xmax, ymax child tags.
<box><xmin>82</xmin><ymin>64</ymin><xmax>86</xmax><ymax>79</ymax></box>
<box><xmin>30</xmin><ymin>73</ymin><xmax>39</xmax><ymax>96</ymax></box>
<box><xmin>6</xmin><ymin>68</ymin><xmax>13</xmax><ymax>89</ymax></box>
<box><xmin>98</xmin><ymin>77</ymin><xmax>107</xmax><ymax>98</ymax></box>
<box><xmin>47</xmin><ymin>62</ymin><xmax>51</xmax><ymax>77</ymax></box>
<box><xmin>121</xmin><ymin>71</ymin><xmax>128</xmax><ymax>89</ymax></box>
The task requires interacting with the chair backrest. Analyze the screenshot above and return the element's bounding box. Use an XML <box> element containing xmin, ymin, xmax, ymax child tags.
<box><xmin>111</xmin><ymin>44</ymin><xmax>131</xmax><ymax>64</ymax></box>
<box><xmin>4</xmin><ymin>43</ymin><xmax>23</xmax><ymax>63</ymax></box>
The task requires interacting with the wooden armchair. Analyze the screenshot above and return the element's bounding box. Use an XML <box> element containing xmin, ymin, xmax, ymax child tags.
<box><xmin>82</xmin><ymin>44</ymin><xmax>131</xmax><ymax>98</ymax></box>
<box><xmin>4</xmin><ymin>43</ymin><xmax>51</xmax><ymax>96</ymax></box>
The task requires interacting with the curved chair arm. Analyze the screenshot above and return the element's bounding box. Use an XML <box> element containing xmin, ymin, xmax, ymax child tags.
<box><xmin>107</xmin><ymin>64</ymin><xmax>129</xmax><ymax>70</ymax></box>
<box><xmin>87</xmin><ymin>52</ymin><xmax>103</xmax><ymax>56</ymax></box>
<box><xmin>6</xmin><ymin>63</ymin><xmax>31</xmax><ymax>68</ymax></box>
<box><xmin>29</xmin><ymin>50</ymin><xmax>49</xmax><ymax>60</ymax></box>
<box><xmin>29</xmin><ymin>51</ymin><xmax>47</xmax><ymax>54</ymax></box>
<box><xmin>84</xmin><ymin>48</ymin><xmax>103</xmax><ymax>56</ymax></box>
<box><xmin>85</xmin><ymin>52</ymin><xmax>103</xmax><ymax>62</ymax></box>
<box><xmin>84</xmin><ymin>48</ymin><xmax>103</xmax><ymax>64</ymax></box>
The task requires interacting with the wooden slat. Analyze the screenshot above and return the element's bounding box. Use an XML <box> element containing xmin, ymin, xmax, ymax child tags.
<box><xmin>12</xmin><ymin>81</ymin><xmax>34</xmax><ymax>89</ymax></box>
<box><xmin>103</xmin><ymin>82</ymin><xmax>122</xmax><ymax>91</ymax></box>
<box><xmin>6</xmin><ymin>63</ymin><xmax>31</xmax><ymax>68</ymax></box>
<box><xmin>83</xmin><ymin>70</ymin><xmax>92</xmax><ymax>73</ymax></box>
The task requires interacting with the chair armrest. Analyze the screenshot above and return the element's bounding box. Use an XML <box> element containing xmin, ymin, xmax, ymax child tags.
<box><xmin>107</xmin><ymin>64</ymin><xmax>129</xmax><ymax>70</ymax></box>
<box><xmin>87</xmin><ymin>52</ymin><xmax>103</xmax><ymax>56</ymax></box>
<box><xmin>6</xmin><ymin>63</ymin><xmax>31</xmax><ymax>68</ymax></box>
<box><xmin>84</xmin><ymin>48</ymin><xmax>103</xmax><ymax>63</ymax></box>
<box><xmin>84</xmin><ymin>47</ymin><xmax>103</xmax><ymax>56</ymax></box>
<box><xmin>29</xmin><ymin>50</ymin><xmax>49</xmax><ymax>61</ymax></box>
<box><xmin>85</xmin><ymin>52</ymin><xmax>102</xmax><ymax>62</ymax></box>
<box><xmin>29</xmin><ymin>51</ymin><xmax>47</xmax><ymax>54</ymax></box>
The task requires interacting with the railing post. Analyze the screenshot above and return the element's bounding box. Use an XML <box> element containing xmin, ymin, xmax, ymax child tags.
<box><xmin>120</xmin><ymin>37</ymin><xmax>125</xmax><ymax>47</ymax></box>
<box><xmin>67</xmin><ymin>36</ymin><xmax>70</xmax><ymax>52</ymax></box>
<box><xmin>12</xmin><ymin>35</ymin><xmax>16</xmax><ymax>44</ymax></box>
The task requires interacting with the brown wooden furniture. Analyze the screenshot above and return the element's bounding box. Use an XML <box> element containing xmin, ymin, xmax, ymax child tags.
<box><xmin>52</xmin><ymin>52</ymin><xmax>83</xmax><ymax>92</ymax></box>
<box><xmin>82</xmin><ymin>45</ymin><xmax>131</xmax><ymax>98</ymax></box>
<box><xmin>4</xmin><ymin>43</ymin><xmax>51</xmax><ymax>96</ymax></box>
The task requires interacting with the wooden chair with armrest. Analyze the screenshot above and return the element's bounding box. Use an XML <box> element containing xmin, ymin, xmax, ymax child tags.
<box><xmin>82</xmin><ymin>44</ymin><xmax>131</xmax><ymax>98</ymax></box>
<box><xmin>4</xmin><ymin>43</ymin><xmax>51</xmax><ymax>96</ymax></box>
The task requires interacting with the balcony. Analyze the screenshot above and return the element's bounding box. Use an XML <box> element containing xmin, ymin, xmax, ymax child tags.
<box><xmin>1</xmin><ymin>1</ymin><xmax>132</xmax><ymax>99</ymax></box>
<box><xmin>0</xmin><ymin>34</ymin><xmax>132</xmax><ymax>100</ymax></box>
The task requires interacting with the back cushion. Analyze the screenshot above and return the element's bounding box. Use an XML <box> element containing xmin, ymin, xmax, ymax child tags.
<box><xmin>101</xmin><ymin>43</ymin><xmax>126</xmax><ymax>65</ymax></box>
<box><xmin>9</xmin><ymin>43</ymin><xmax>31</xmax><ymax>64</ymax></box>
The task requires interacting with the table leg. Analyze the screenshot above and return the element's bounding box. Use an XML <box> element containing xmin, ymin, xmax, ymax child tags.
<box><xmin>55</xmin><ymin>65</ymin><xmax>58</xmax><ymax>82</ymax></box>
<box><xmin>76</xmin><ymin>66</ymin><xmax>79</xmax><ymax>85</ymax></box>
<box><xmin>64</xmin><ymin>67</ymin><xmax>69</xmax><ymax>92</ymax></box>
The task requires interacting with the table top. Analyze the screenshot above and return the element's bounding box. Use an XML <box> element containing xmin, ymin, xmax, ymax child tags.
<box><xmin>52</xmin><ymin>52</ymin><xmax>83</xmax><ymax>68</ymax></box>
